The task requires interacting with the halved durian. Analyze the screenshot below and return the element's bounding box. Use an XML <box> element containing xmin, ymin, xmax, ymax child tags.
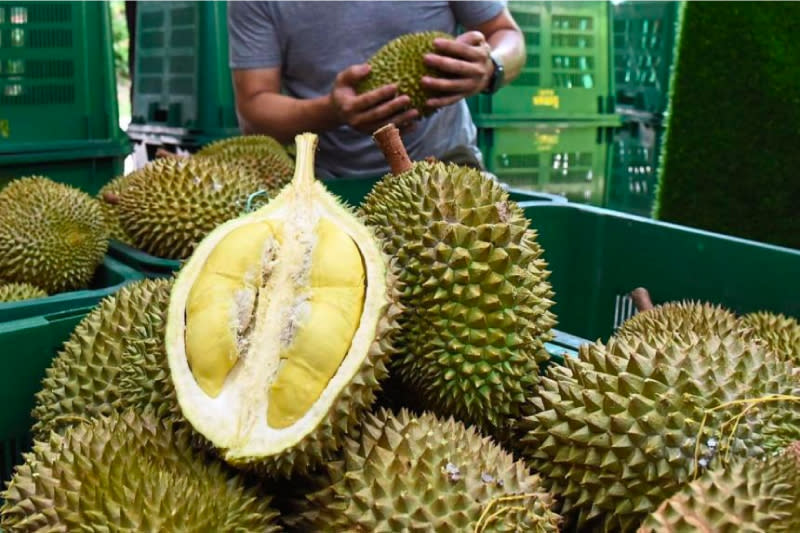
<box><xmin>165</xmin><ymin>133</ymin><xmax>399</xmax><ymax>477</ymax></box>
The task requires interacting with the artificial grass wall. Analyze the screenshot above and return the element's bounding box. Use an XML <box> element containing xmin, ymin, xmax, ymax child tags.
<box><xmin>655</xmin><ymin>1</ymin><xmax>800</xmax><ymax>250</ymax></box>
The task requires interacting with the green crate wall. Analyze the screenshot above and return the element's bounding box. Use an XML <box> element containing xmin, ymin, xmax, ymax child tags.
<box><xmin>606</xmin><ymin>118</ymin><xmax>664</xmax><ymax>217</ymax></box>
<box><xmin>472</xmin><ymin>1</ymin><xmax>615</xmax><ymax>120</ymax></box>
<box><xmin>612</xmin><ymin>1</ymin><xmax>680</xmax><ymax>115</ymax></box>
<box><xmin>0</xmin><ymin>1</ymin><xmax>125</xmax><ymax>152</ymax></box>
<box><xmin>130</xmin><ymin>1</ymin><xmax>238</xmax><ymax>137</ymax></box>
<box><xmin>478</xmin><ymin>120</ymin><xmax>618</xmax><ymax>205</ymax></box>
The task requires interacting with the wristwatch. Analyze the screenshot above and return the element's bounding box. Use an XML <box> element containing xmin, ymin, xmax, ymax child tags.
<box><xmin>482</xmin><ymin>51</ymin><xmax>505</xmax><ymax>94</ymax></box>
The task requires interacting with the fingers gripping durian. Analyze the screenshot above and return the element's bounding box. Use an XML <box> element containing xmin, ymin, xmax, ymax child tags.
<box><xmin>166</xmin><ymin>133</ymin><xmax>400</xmax><ymax>477</ymax></box>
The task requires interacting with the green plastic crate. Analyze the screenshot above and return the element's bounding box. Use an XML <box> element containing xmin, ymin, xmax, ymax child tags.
<box><xmin>472</xmin><ymin>1</ymin><xmax>614</xmax><ymax>120</ymax></box>
<box><xmin>0</xmin><ymin>137</ymin><xmax>131</xmax><ymax>195</ymax></box>
<box><xmin>613</xmin><ymin>1</ymin><xmax>680</xmax><ymax>115</ymax></box>
<box><xmin>0</xmin><ymin>1</ymin><xmax>125</xmax><ymax>153</ymax></box>
<box><xmin>478</xmin><ymin>119</ymin><xmax>619</xmax><ymax>205</ymax></box>
<box><xmin>0</xmin><ymin>256</ymin><xmax>142</xmax><ymax>323</ymax></box>
<box><xmin>606</xmin><ymin>118</ymin><xmax>664</xmax><ymax>217</ymax></box>
<box><xmin>130</xmin><ymin>1</ymin><xmax>238</xmax><ymax>138</ymax></box>
<box><xmin>107</xmin><ymin>175</ymin><xmax>565</xmax><ymax>276</ymax></box>
<box><xmin>520</xmin><ymin>202</ymin><xmax>800</xmax><ymax>342</ymax></box>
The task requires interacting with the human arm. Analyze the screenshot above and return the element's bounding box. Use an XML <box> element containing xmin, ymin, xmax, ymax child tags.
<box><xmin>421</xmin><ymin>6</ymin><xmax>525</xmax><ymax>109</ymax></box>
<box><xmin>233</xmin><ymin>66</ymin><xmax>419</xmax><ymax>144</ymax></box>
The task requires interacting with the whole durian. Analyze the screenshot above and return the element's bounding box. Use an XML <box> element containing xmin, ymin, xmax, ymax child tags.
<box><xmin>0</xmin><ymin>282</ymin><xmax>47</xmax><ymax>303</ymax></box>
<box><xmin>519</xmin><ymin>330</ymin><xmax>800</xmax><ymax>532</ymax></box>
<box><xmin>615</xmin><ymin>301</ymin><xmax>742</xmax><ymax>341</ymax></box>
<box><xmin>195</xmin><ymin>134</ymin><xmax>293</xmax><ymax>164</ymax></box>
<box><xmin>196</xmin><ymin>145</ymin><xmax>295</xmax><ymax>198</ymax></box>
<box><xmin>359</xmin><ymin>158</ymin><xmax>556</xmax><ymax>436</ymax></box>
<box><xmin>0</xmin><ymin>176</ymin><xmax>109</xmax><ymax>293</ymax></box>
<box><xmin>739</xmin><ymin>311</ymin><xmax>800</xmax><ymax>364</ymax></box>
<box><xmin>1</xmin><ymin>409</ymin><xmax>282</xmax><ymax>532</ymax></box>
<box><xmin>31</xmin><ymin>278</ymin><xmax>177</xmax><ymax>440</ymax></box>
<box><xmin>357</xmin><ymin>31</ymin><xmax>454</xmax><ymax>116</ymax></box>
<box><xmin>640</xmin><ymin>441</ymin><xmax>800</xmax><ymax>532</ymax></box>
<box><xmin>165</xmin><ymin>132</ymin><xmax>401</xmax><ymax>478</ymax></box>
<box><xmin>115</xmin><ymin>157</ymin><xmax>276</xmax><ymax>259</ymax></box>
<box><xmin>284</xmin><ymin>408</ymin><xmax>562</xmax><ymax>532</ymax></box>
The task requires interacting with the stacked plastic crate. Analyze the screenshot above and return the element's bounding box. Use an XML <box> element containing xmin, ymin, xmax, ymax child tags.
<box><xmin>472</xmin><ymin>1</ymin><xmax>619</xmax><ymax>205</ymax></box>
<box><xmin>126</xmin><ymin>1</ymin><xmax>238</xmax><ymax>165</ymax></box>
<box><xmin>0</xmin><ymin>1</ymin><xmax>131</xmax><ymax>195</ymax></box>
<box><xmin>608</xmin><ymin>1</ymin><xmax>680</xmax><ymax>217</ymax></box>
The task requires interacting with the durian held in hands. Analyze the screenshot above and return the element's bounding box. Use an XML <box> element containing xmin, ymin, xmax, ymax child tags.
<box><xmin>0</xmin><ymin>176</ymin><xmax>109</xmax><ymax>294</ymax></box>
<box><xmin>360</xmin><ymin>124</ymin><xmax>557</xmax><ymax>437</ymax></box>
<box><xmin>165</xmin><ymin>132</ymin><xmax>401</xmax><ymax>478</ymax></box>
<box><xmin>357</xmin><ymin>31</ymin><xmax>455</xmax><ymax>117</ymax></box>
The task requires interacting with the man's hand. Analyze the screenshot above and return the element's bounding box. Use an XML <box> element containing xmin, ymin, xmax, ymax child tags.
<box><xmin>330</xmin><ymin>64</ymin><xmax>419</xmax><ymax>134</ymax></box>
<box><xmin>420</xmin><ymin>31</ymin><xmax>494</xmax><ymax>110</ymax></box>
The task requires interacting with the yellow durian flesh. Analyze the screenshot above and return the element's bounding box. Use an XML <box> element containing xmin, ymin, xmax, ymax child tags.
<box><xmin>166</xmin><ymin>133</ymin><xmax>386</xmax><ymax>464</ymax></box>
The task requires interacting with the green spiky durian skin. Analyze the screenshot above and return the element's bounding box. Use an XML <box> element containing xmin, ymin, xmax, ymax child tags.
<box><xmin>615</xmin><ymin>301</ymin><xmax>743</xmax><ymax>342</ymax></box>
<box><xmin>0</xmin><ymin>282</ymin><xmax>47</xmax><ymax>303</ymax></box>
<box><xmin>98</xmin><ymin>173</ymin><xmax>136</xmax><ymax>244</ymax></box>
<box><xmin>739</xmin><ymin>311</ymin><xmax>800</xmax><ymax>365</ymax></box>
<box><xmin>356</xmin><ymin>31</ymin><xmax>454</xmax><ymax>117</ymax></box>
<box><xmin>196</xmin><ymin>148</ymin><xmax>295</xmax><ymax>197</ymax></box>
<box><xmin>30</xmin><ymin>278</ymin><xmax>178</xmax><ymax>441</ymax></box>
<box><xmin>195</xmin><ymin>134</ymin><xmax>292</xmax><ymax>164</ymax></box>
<box><xmin>284</xmin><ymin>408</ymin><xmax>561</xmax><ymax>532</ymax></box>
<box><xmin>640</xmin><ymin>443</ymin><xmax>800</xmax><ymax>533</ymax></box>
<box><xmin>0</xmin><ymin>176</ymin><xmax>109</xmax><ymax>294</ymax></box>
<box><xmin>117</xmin><ymin>157</ymin><xmax>274</xmax><ymax>260</ymax></box>
<box><xmin>1</xmin><ymin>410</ymin><xmax>282</xmax><ymax>532</ymax></box>
<box><xmin>519</xmin><ymin>333</ymin><xmax>800</xmax><ymax>533</ymax></box>
<box><xmin>359</xmin><ymin>161</ymin><xmax>557</xmax><ymax>435</ymax></box>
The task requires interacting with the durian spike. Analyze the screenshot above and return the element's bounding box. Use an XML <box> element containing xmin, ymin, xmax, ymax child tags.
<box><xmin>630</xmin><ymin>286</ymin><xmax>654</xmax><ymax>312</ymax></box>
<box><xmin>373</xmin><ymin>123</ymin><xmax>413</xmax><ymax>175</ymax></box>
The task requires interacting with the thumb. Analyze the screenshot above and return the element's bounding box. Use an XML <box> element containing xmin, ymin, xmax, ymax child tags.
<box><xmin>338</xmin><ymin>63</ymin><xmax>371</xmax><ymax>86</ymax></box>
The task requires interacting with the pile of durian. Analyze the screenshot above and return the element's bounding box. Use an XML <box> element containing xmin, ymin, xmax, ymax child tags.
<box><xmin>1</xmin><ymin>128</ymin><xmax>799</xmax><ymax>532</ymax></box>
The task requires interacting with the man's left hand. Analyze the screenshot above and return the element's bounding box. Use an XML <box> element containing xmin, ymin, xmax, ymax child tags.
<box><xmin>420</xmin><ymin>31</ymin><xmax>493</xmax><ymax>110</ymax></box>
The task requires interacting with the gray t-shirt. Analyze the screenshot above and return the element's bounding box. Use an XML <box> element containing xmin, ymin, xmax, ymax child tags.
<box><xmin>227</xmin><ymin>1</ymin><xmax>504</xmax><ymax>178</ymax></box>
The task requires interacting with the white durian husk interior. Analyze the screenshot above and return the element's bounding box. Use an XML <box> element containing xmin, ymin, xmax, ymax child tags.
<box><xmin>165</xmin><ymin>133</ymin><xmax>387</xmax><ymax>461</ymax></box>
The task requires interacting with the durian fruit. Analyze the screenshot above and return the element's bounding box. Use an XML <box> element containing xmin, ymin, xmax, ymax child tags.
<box><xmin>740</xmin><ymin>311</ymin><xmax>800</xmax><ymax>364</ymax></box>
<box><xmin>165</xmin><ymin>132</ymin><xmax>401</xmax><ymax>478</ymax></box>
<box><xmin>196</xmin><ymin>134</ymin><xmax>293</xmax><ymax>164</ymax></box>
<box><xmin>115</xmin><ymin>157</ymin><xmax>275</xmax><ymax>259</ymax></box>
<box><xmin>284</xmin><ymin>408</ymin><xmax>562</xmax><ymax>532</ymax></box>
<box><xmin>0</xmin><ymin>282</ymin><xmax>47</xmax><ymax>303</ymax></box>
<box><xmin>639</xmin><ymin>442</ymin><xmax>800</xmax><ymax>532</ymax></box>
<box><xmin>97</xmin><ymin>173</ymin><xmax>136</xmax><ymax>244</ymax></box>
<box><xmin>359</xmin><ymin>159</ymin><xmax>556</xmax><ymax>435</ymax></box>
<box><xmin>519</xmin><ymin>331</ymin><xmax>800</xmax><ymax>532</ymax></box>
<box><xmin>615</xmin><ymin>301</ymin><xmax>742</xmax><ymax>342</ymax></box>
<box><xmin>195</xmin><ymin>145</ymin><xmax>295</xmax><ymax>198</ymax></box>
<box><xmin>30</xmin><ymin>278</ymin><xmax>176</xmax><ymax>440</ymax></box>
<box><xmin>1</xmin><ymin>409</ymin><xmax>282</xmax><ymax>532</ymax></box>
<box><xmin>357</xmin><ymin>31</ymin><xmax>454</xmax><ymax>116</ymax></box>
<box><xmin>0</xmin><ymin>176</ymin><xmax>109</xmax><ymax>293</ymax></box>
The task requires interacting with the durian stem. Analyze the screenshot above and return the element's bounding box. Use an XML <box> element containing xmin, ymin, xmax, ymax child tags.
<box><xmin>373</xmin><ymin>123</ymin><xmax>413</xmax><ymax>175</ymax></box>
<box><xmin>155</xmin><ymin>147</ymin><xmax>185</xmax><ymax>159</ymax></box>
<box><xmin>630</xmin><ymin>287</ymin><xmax>654</xmax><ymax>312</ymax></box>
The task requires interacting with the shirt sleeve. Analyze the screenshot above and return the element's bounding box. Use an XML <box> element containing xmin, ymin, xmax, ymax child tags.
<box><xmin>227</xmin><ymin>2</ymin><xmax>281</xmax><ymax>69</ymax></box>
<box><xmin>450</xmin><ymin>1</ymin><xmax>506</xmax><ymax>28</ymax></box>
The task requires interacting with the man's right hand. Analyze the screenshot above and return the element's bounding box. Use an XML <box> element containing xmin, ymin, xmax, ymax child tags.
<box><xmin>330</xmin><ymin>64</ymin><xmax>419</xmax><ymax>135</ymax></box>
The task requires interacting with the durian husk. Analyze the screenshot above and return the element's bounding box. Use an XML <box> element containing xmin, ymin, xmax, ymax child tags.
<box><xmin>283</xmin><ymin>408</ymin><xmax>562</xmax><ymax>532</ymax></box>
<box><xmin>639</xmin><ymin>441</ymin><xmax>800</xmax><ymax>532</ymax></box>
<box><xmin>739</xmin><ymin>310</ymin><xmax>800</xmax><ymax>365</ymax></box>
<box><xmin>519</xmin><ymin>328</ymin><xmax>800</xmax><ymax>532</ymax></box>
<box><xmin>1</xmin><ymin>409</ymin><xmax>282</xmax><ymax>532</ymax></box>
<box><xmin>356</xmin><ymin>31</ymin><xmax>454</xmax><ymax>116</ymax></box>
<box><xmin>359</xmin><ymin>160</ymin><xmax>557</xmax><ymax>437</ymax></box>
<box><xmin>166</xmin><ymin>132</ymin><xmax>403</xmax><ymax>478</ymax></box>
<box><xmin>195</xmin><ymin>147</ymin><xmax>295</xmax><ymax>199</ymax></box>
<box><xmin>97</xmin><ymin>173</ymin><xmax>136</xmax><ymax>244</ymax></box>
<box><xmin>195</xmin><ymin>134</ymin><xmax>292</xmax><ymax>164</ymax></box>
<box><xmin>0</xmin><ymin>176</ymin><xmax>109</xmax><ymax>293</ymax></box>
<box><xmin>0</xmin><ymin>282</ymin><xmax>47</xmax><ymax>303</ymax></box>
<box><xmin>117</xmin><ymin>157</ymin><xmax>276</xmax><ymax>259</ymax></box>
<box><xmin>615</xmin><ymin>301</ymin><xmax>743</xmax><ymax>342</ymax></box>
<box><xmin>30</xmin><ymin>278</ymin><xmax>178</xmax><ymax>441</ymax></box>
